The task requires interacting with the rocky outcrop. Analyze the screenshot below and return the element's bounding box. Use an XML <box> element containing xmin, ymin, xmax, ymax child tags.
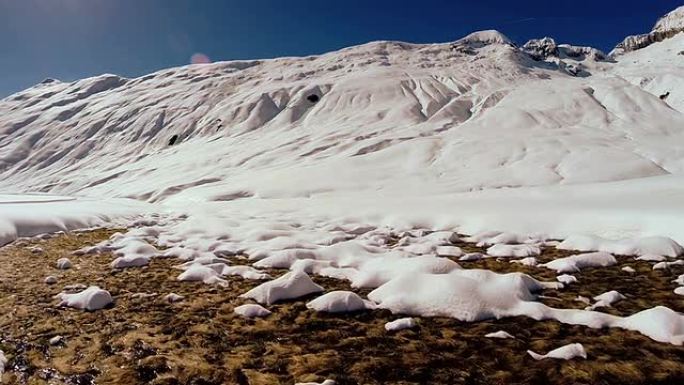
<box><xmin>522</xmin><ymin>37</ymin><xmax>559</xmax><ymax>61</ymax></box>
<box><xmin>611</xmin><ymin>6</ymin><xmax>684</xmax><ymax>56</ymax></box>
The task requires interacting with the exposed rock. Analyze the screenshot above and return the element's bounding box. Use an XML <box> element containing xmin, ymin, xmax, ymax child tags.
<box><xmin>611</xmin><ymin>6</ymin><xmax>684</xmax><ymax>56</ymax></box>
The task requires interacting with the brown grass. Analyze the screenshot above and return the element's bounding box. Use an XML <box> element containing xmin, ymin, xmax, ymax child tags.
<box><xmin>0</xmin><ymin>230</ymin><xmax>682</xmax><ymax>385</ymax></box>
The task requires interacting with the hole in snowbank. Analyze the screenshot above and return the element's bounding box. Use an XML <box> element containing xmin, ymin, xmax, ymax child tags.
<box><xmin>168</xmin><ymin>135</ymin><xmax>179</xmax><ymax>146</ymax></box>
<box><xmin>306</xmin><ymin>94</ymin><xmax>320</xmax><ymax>103</ymax></box>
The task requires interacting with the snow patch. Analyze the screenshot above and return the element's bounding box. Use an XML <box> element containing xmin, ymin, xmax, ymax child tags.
<box><xmin>56</xmin><ymin>286</ymin><xmax>113</xmax><ymax>311</ymax></box>
<box><xmin>528</xmin><ymin>343</ymin><xmax>587</xmax><ymax>360</ymax></box>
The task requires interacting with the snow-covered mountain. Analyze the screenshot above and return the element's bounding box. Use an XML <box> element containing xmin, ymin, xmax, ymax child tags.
<box><xmin>0</xmin><ymin>6</ymin><xmax>683</xmax><ymax>241</ymax></box>
<box><xmin>611</xmin><ymin>5</ymin><xmax>684</xmax><ymax>55</ymax></box>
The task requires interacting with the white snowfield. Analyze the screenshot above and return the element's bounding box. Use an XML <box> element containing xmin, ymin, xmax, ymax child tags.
<box><xmin>0</xmin><ymin>4</ymin><xmax>683</xmax><ymax>354</ymax></box>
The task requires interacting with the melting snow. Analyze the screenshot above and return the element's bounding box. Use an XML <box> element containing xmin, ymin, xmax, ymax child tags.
<box><xmin>306</xmin><ymin>291</ymin><xmax>375</xmax><ymax>313</ymax></box>
<box><xmin>234</xmin><ymin>304</ymin><xmax>272</xmax><ymax>318</ymax></box>
<box><xmin>542</xmin><ymin>252</ymin><xmax>617</xmax><ymax>273</ymax></box>
<box><xmin>385</xmin><ymin>317</ymin><xmax>418</xmax><ymax>331</ymax></box>
<box><xmin>528</xmin><ymin>343</ymin><xmax>587</xmax><ymax>360</ymax></box>
<box><xmin>56</xmin><ymin>286</ymin><xmax>113</xmax><ymax>311</ymax></box>
<box><xmin>241</xmin><ymin>271</ymin><xmax>324</xmax><ymax>305</ymax></box>
<box><xmin>485</xmin><ymin>330</ymin><xmax>515</xmax><ymax>339</ymax></box>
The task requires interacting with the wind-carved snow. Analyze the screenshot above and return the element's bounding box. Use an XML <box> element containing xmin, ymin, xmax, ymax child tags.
<box><xmin>0</xmin><ymin>5</ymin><xmax>683</xmax><ymax>367</ymax></box>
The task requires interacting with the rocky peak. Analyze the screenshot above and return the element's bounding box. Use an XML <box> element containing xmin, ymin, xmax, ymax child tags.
<box><xmin>522</xmin><ymin>37</ymin><xmax>559</xmax><ymax>61</ymax></box>
<box><xmin>611</xmin><ymin>6</ymin><xmax>684</xmax><ymax>56</ymax></box>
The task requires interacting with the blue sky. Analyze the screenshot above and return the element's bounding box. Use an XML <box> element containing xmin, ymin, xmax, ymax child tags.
<box><xmin>1</xmin><ymin>0</ymin><xmax>681</xmax><ymax>97</ymax></box>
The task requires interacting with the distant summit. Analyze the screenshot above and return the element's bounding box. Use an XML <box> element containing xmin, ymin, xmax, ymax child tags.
<box><xmin>611</xmin><ymin>5</ymin><xmax>684</xmax><ymax>56</ymax></box>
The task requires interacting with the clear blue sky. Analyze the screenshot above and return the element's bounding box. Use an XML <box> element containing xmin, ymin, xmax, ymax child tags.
<box><xmin>1</xmin><ymin>0</ymin><xmax>681</xmax><ymax>97</ymax></box>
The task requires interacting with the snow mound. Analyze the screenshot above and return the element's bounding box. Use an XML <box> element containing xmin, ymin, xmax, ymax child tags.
<box><xmin>615</xmin><ymin>306</ymin><xmax>684</xmax><ymax>345</ymax></box>
<box><xmin>306</xmin><ymin>291</ymin><xmax>375</xmax><ymax>313</ymax></box>
<box><xmin>528</xmin><ymin>343</ymin><xmax>587</xmax><ymax>360</ymax></box>
<box><xmin>485</xmin><ymin>330</ymin><xmax>515</xmax><ymax>339</ymax></box>
<box><xmin>385</xmin><ymin>317</ymin><xmax>417</xmax><ymax>331</ymax></box>
<box><xmin>621</xmin><ymin>266</ymin><xmax>636</xmax><ymax>274</ymax></box>
<box><xmin>487</xmin><ymin>244</ymin><xmax>540</xmax><ymax>258</ymax></box>
<box><xmin>674</xmin><ymin>274</ymin><xmax>684</xmax><ymax>286</ymax></box>
<box><xmin>674</xmin><ymin>287</ymin><xmax>684</xmax><ymax>296</ymax></box>
<box><xmin>636</xmin><ymin>254</ymin><xmax>667</xmax><ymax>262</ymax></box>
<box><xmin>110</xmin><ymin>237</ymin><xmax>159</xmax><ymax>269</ymax></box>
<box><xmin>240</xmin><ymin>271</ymin><xmax>324</xmax><ymax>305</ymax></box>
<box><xmin>542</xmin><ymin>252</ymin><xmax>617</xmax><ymax>273</ymax></box>
<box><xmin>435</xmin><ymin>245</ymin><xmax>463</xmax><ymax>257</ymax></box>
<box><xmin>653</xmin><ymin>260</ymin><xmax>684</xmax><ymax>270</ymax></box>
<box><xmin>367</xmin><ymin>269</ymin><xmax>549</xmax><ymax>321</ymax></box>
<box><xmin>589</xmin><ymin>290</ymin><xmax>626</xmax><ymax>309</ymax></box>
<box><xmin>177</xmin><ymin>264</ymin><xmax>228</xmax><ymax>285</ymax></box>
<box><xmin>559</xmin><ymin>235</ymin><xmax>683</xmax><ymax>257</ymax></box>
<box><xmin>459</xmin><ymin>253</ymin><xmax>485</xmax><ymax>261</ymax></box>
<box><xmin>234</xmin><ymin>303</ymin><xmax>272</xmax><ymax>318</ymax></box>
<box><xmin>510</xmin><ymin>257</ymin><xmax>538</xmax><ymax>267</ymax></box>
<box><xmin>556</xmin><ymin>274</ymin><xmax>577</xmax><ymax>285</ymax></box>
<box><xmin>56</xmin><ymin>286</ymin><xmax>113</xmax><ymax>311</ymax></box>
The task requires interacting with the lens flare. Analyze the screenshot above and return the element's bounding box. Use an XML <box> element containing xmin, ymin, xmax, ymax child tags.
<box><xmin>190</xmin><ymin>53</ymin><xmax>211</xmax><ymax>64</ymax></box>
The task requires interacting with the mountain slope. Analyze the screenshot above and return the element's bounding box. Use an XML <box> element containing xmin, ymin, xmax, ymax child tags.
<box><xmin>0</xmin><ymin>30</ymin><xmax>682</xmax><ymax>204</ymax></box>
<box><xmin>0</xmin><ymin>8</ymin><xmax>683</xmax><ymax>244</ymax></box>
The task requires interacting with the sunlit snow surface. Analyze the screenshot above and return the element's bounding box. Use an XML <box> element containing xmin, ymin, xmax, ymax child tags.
<box><xmin>0</xmin><ymin>10</ymin><xmax>684</xmax><ymax>352</ymax></box>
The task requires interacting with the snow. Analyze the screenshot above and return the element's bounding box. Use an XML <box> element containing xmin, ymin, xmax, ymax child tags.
<box><xmin>306</xmin><ymin>291</ymin><xmax>375</xmax><ymax>313</ymax></box>
<box><xmin>56</xmin><ymin>286</ymin><xmax>113</xmax><ymax>311</ymax></box>
<box><xmin>636</xmin><ymin>254</ymin><xmax>667</xmax><ymax>262</ymax></box>
<box><xmin>385</xmin><ymin>317</ymin><xmax>417</xmax><ymax>331</ymax></box>
<box><xmin>0</xmin><ymin>7</ymin><xmax>682</xmax><ymax>363</ymax></box>
<box><xmin>240</xmin><ymin>271</ymin><xmax>324</xmax><ymax>305</ymax></box>
<box><xmin>459</xmin><ymin>253</ymin><xmax>485</xmax><ymax>261</ymax></box>
<box><xmin>485</xmin><ymin>330</ymin><xmax>515</xmax><ymax>339</ymax></box>
<box><xmin>49</xmin><ymin>336</ymin><xmax>63</xmax><ymax>345</ymax></box>
<box><xmin>527</xmin><ymin>343</ymin><xmax>587</xmax><ymax>360</ymax></box>
<box><xmin>615</xmin><ymin>306</ymin><xmax>684</xmax><ymax>345</ymax></box>
<box><xmin>653</xmin><ymin>6</ymin><xmax>684</xmax><ymax>33</ymax></box>
<box><xmin>234</xmin><ymin>303</ymin><xmax>272</xmax><ymax>318</ymax></box>
<box><xmin>621</xmin><ymin>266</ymin><xmax>636</xmax><ymax>273</ymax></box>
<box><xmin>674</xmin><ymin>287</ymin><xmax>684</xmax><ymax>296</ymax></box>
<box><xmin>56</xmin><ymin>258</ymin><xmax>72</xmax><ymax>270</ymax></box>
<box><xmin>177</xmin><ymin>264</ymin><xmax>228</xmax><ymax>285</ymax></box>
<box><xmin>0</xmin><ymin>195</ymin><xmax>148</xmax><ymax>246</ymax></box>
<box><xmin>542</xmin><ymin>252</ymin><xmax>617</xmax><ymax>273</ymax></box>
<box><xmin>295</xmin><ymin>380</ymin><xmax>336</xmax><ymax>385</ymax></box>
<box><xmin>590</xmin><ymin>290</ymin><xmax>626</xmax><ymax>309</ymax></box>
<box><xmin>556</xmin><ymin>274</ymin><xmax>577</xmax><ymax>285</ymax></box>
<box><xmin>558</xmin><ymin>235</ymin><xmax>683</xmax><ymax>257</ymax></box>
<box><xmin>0</xmin><ymin>349</ymin><xmax>5</xmax><ymax>379</ymax></box>
<box><xmin>435</xmin><ymin>245</ymin><xmax>463</xmax><ymax>257</ymax></box>
<box><xmin>486</xmin><ymin>244</ymin><xmax>540</xmax><ymax>258</ymax></box>
<box><xmin>511</xmin><ymin>257</ymin><xmax>538</xmax><ymax>267</ymax></box>
<box><xmin>368</xmin><ymin>269</ymin><xmax>552</xmax><ymax>322</ymax></box>
<box><xmin>674</xmin><ymin>274</ymin><xmax>684</xmax><ymax>286</ymax></box>
<box><xmin>653</xmin><ymin>260</ymin><xmax>684</xmax><ymax>270</ymax></box>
